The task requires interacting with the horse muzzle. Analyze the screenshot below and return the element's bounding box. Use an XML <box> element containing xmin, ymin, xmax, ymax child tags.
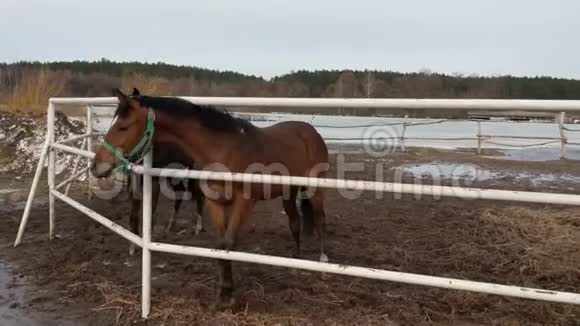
<box><xmin>90</xmin><ymin>160</ymin><xmax>114</xmax><ymax>178</ymax></box>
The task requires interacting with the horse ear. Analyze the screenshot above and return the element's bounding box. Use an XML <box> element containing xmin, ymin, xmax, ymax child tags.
<box><xmin>112</xmin><ymin>88</ymin><xmax>127</xmax><ymax>101</ymax></box>
<box><xmin>132</xmin><ymin>88</ymin><xmax>141</xmax><ymax>96</ymax></box>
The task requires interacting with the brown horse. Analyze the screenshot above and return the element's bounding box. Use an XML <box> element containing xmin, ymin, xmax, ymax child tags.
<box><xmin>91</xmin><ymin>88</ymin><xmax>330</xmax><ymax>303</ymax></box>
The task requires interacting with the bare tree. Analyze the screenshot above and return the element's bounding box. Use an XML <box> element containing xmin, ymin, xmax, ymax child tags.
<box><xmin>365</xmin><ymin>70</ymin><xmax>375</xmax><ymax>98</ymax></box>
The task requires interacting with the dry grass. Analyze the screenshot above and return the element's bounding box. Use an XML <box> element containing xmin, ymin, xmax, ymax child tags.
<box><xmin>120</xmin><ymin>73</ymin><xmax>175</xmax><ymax>96</ymax></box>
<box><xmin>0</xmin><ymin>69</ymin><xmax>68</xmax><ymax>112</ymax></box>
<box><xmin>47</xmin><ymin>204</ymin><xmax>580</xmax><ymax>325</ymax></box>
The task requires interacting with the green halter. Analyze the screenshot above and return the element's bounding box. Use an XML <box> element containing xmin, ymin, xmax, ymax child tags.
<box><xmin>102</xmin><ymin>108</ymin><xmax>155</xmax><ymax>175</ymax></box>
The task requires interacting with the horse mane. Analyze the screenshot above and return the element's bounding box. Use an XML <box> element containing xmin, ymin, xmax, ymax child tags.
<box><xmin>116</xmin><ymin>95</ymin><xmax>253</xmax><ymax>133</ymax></box>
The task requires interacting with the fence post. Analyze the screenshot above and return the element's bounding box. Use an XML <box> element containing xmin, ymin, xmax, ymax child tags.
<box><xmin>558</xmin><ymin>112</ymin><xmax>567</xmax><ymax>159</ymax></box>
<box><xmin>400</xmin><ymin>114</ymin><xmax>408</xmax><ymax>152</ymax></box>
<box><xmin>86</xmin><ymin>105</ymin><xmax>93</xmax><ymax>200</ymax></box>
<box><xmin>141</xmin><ymin>150</ymin><xmax>153</xmax><ymax>319</ymax></box>
<box><xmin>14</xmin><ymin>139</ymin><xmax>50</xmax><ymax>247</ymax></box>
<box><xmin>48</xmin><ymin>102</ymin><xmax>56</xmax><ymax>240</ymax></box>
<box><xmin>476</xmin><ymin>121</ymin><xmax>482</xmax><ymax>155</ymax></box>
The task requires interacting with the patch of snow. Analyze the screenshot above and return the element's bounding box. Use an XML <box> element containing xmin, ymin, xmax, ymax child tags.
<box><xmin>0</xmin><ymin>112</ymin><xmax>87</xmax><ymax>176</ymax></box>
<box><xmin>394</xmin><ymin>163</ymin><xmax>493</xmax><ymax>182</ymax></box>
<box><xmin>393</xmin><ymin>162</ymin><xmax>580</xmax><ymax>187</ymax></box>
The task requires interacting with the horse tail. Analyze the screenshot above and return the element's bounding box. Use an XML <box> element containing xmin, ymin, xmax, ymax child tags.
<box><xmin>298</xmin><ymin>187</ymin><xmax>315</xmax><ymax>236</ymax></box>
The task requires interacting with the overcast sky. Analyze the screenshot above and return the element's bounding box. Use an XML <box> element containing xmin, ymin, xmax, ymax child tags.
<box><xmin>1</xmin><ymin>0</ymin><xmax>578</xmax><ymax>79</ymax></box>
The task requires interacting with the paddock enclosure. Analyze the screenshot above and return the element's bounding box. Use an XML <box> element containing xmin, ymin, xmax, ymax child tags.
<box><xmin>11</xmin><ymin>97</ymin><xmax>580</xmax><ymax>324</ymax></box>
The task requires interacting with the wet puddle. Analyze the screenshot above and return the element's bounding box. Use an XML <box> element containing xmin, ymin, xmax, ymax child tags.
<box><xmin>0</xmin><ymin>260</ymin><xmax>41</xmax><ymax>326</ymax></box>
<box><xmin>0</xmin><ymin>259</ymin><xmax>82</xmax><ymax>326</ymax></box>
<box><xmin>0</xmin><ymin>183</ymin><xmax>80</xmax><ymax>325</ymax></box>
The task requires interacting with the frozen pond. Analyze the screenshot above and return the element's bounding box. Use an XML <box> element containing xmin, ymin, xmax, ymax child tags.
<box><xmin>89</xmin><ymin>109</ymin><xmax>580</xmax><ymax>160</ymax></box>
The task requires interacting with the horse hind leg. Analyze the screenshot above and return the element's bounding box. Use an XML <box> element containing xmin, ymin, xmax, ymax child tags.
<box><xmin>300</xmin><ymin>189</ymin><xmax>328</xmax><ymax>263</ymax></box>
<box><xmin>283</xmin><ymin>187</ymin><xmax>301</xmax><ymax>258</ymax></box>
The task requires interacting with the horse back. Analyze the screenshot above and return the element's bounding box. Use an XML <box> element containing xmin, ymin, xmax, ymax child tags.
<box><xmin>248</xmin><ymin>120</ymin><xmax>329</xmax><ymax>176</ymax></box>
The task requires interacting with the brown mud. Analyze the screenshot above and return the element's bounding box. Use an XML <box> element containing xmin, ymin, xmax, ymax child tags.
<box><xmin>1</xmin><ymin>149</ymin><xmax>580</xmax><ymax>325</ymax></box>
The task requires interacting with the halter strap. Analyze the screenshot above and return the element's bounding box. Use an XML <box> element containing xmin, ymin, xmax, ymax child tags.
<box><xmin>102</xmin><ymin>108</ymin><xmax>155</xmax><ymax>175</ymax></box>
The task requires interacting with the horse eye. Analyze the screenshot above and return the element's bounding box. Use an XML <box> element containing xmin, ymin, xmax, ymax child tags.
<box><xmin>118</xmin><ymin>125</ymin><xmax>129</xmax><ymax>131</ymax></box>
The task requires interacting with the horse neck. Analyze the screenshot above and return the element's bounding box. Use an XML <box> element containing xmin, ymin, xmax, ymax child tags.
<box><xmin>152</xmin><ymin>110</ymin><xmax>234</xmax><ymax>166</ymax></box>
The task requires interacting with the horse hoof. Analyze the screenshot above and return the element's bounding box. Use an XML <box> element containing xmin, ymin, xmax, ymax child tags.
<box><xmin>214</xmin><ymin>290</ymin><xmax>236</xmax><ymax>310</ymax></box>
<box><xmin>320</xmin><ymin>253</ymin><xmax>329</xmax><ymax>263</ymax></box>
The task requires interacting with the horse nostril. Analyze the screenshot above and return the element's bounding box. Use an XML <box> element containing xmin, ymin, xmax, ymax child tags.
<box><xmin>91</xmin><ymin>161</ymin><xmax>113</xmax><ymax>178</ymax></box>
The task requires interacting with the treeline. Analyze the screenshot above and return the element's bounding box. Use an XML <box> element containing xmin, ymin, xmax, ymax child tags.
<box><xmin>1</xmin><ymin>59</ymin><xmax>580</xmax><ymax>114</ymax></box>
<box><xmin>1</xmin><ymin>59</ymin><xmax>260</xmax><ymax>82</ymax></box>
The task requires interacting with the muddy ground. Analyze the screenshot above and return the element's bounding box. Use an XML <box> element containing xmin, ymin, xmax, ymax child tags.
<box><xmin>2</xmin><ymin>149</ymin><xmax>580</xmax><ymax>325</ymax></box>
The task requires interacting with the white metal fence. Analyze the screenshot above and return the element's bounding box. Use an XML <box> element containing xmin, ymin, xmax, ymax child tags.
<box><xmin>91</xmin><ymin>100</ymin><xmax>580</xmax><ymax>157</ymax></box>
<box><xmin>244</xmin><ymin>112</ymin><xmax>575</xmax><ymax>156</ymax></box>
<box><xmin>14</xmin><ymin>97</ymin><xmax>580</xmax><ymax>319</ymax></box>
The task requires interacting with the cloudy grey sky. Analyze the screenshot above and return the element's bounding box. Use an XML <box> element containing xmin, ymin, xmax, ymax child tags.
<box><xmin>1</xmin><ymin>0</ymin><xmax>578</xmax><ymax>79</ymax></box>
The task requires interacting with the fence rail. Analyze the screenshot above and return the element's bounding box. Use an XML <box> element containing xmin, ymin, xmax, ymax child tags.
<box><xmin>14</xmin><ymin>96</ymin><xmax>580</xmax><ymax>319</ymax></box>
<box><xmin>256</xmin><ymin>113</ymin><xmax>573</xmax><ymax>156</ymax></box>
<box><xmin>89</xmin><ymin>99</ymin><xmax>579</xmax><ymax>156</ymax></box>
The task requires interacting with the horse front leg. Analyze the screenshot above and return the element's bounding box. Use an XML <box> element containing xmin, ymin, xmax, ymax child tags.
<box><xmin>128</xmin><ymin>173</ymin><xmax>141</xmax><ymax>256</ymax></box>
<box><xmin>128</xmin><ymin>196</ymin><xmax>140</xmax><ymax>256</ymax></box>
<box><xmin>207</xmin><ymin>197</ymin><xmax>255</xmax><ymax>306</ymax></box>
<box><xmin>205</xmin><ymin>199</ymin><xmax>231</xmax><ymax>304</ymax></box>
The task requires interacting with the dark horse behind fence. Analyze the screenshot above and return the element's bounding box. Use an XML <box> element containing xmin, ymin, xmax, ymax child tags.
<box><xmin>125</xmin><ymin>142</ymin><xmax>205</xmax><ymax>256</ymax></box>
<box><xmin>91</xmin><ymin>88</ymin><xmax>330</xmax><ymax>304</ymax></box>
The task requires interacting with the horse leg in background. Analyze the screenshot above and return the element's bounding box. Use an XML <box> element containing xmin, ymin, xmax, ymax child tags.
<box><xmin>128</xmin><ymin>194</ymin><xmax>141</xmax><ymax>256</ymax></box>
<box><xmin>164</xmin><ymin>179</ymin><xmax>185</xmax><ymax>234</ymax></box>
<box><xmin>151</xmin><ymin>176</ymin><xmax>161</xmax><ymax>232</ymax></box>
<box><xmin>129</xmin><ymin>175</ymin><xmax>162</xmax><ymax>255</ymax></box>
<box><xmin>191</xmin><ymin>179</ymin><xmax>204</xmax><ymax>235</ymax></box>
<box><xmin>300</xmin><ymin>189</ymin><xmax>328</xmax><ymax>263</ymax></box>
<box><xmin>283</xmin><ymin>187</ymin><xmax>301</xmax><ymax>258</ymax></box>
